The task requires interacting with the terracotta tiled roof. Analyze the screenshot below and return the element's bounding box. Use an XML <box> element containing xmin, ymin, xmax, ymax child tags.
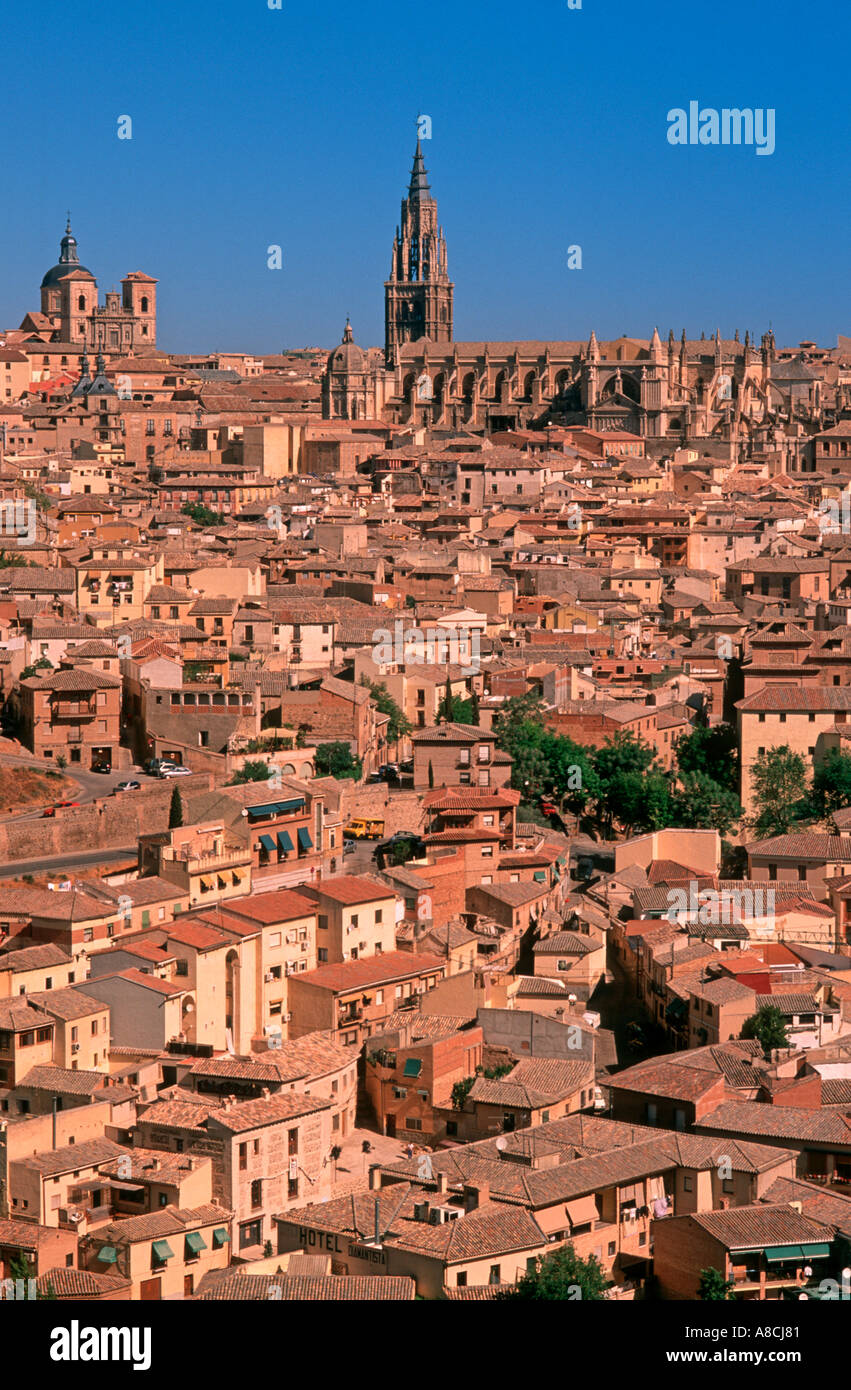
<box><xmin>295</xmin><ymin>951</ymin><xmax>443</xmax><ymax>993</ymax></box>
<box><xmin>686</xmin><ymin>1202</ymin><xmax>833</xmax><ymax>1249</ymax></box>
<box><xmin>196</xmin><ymin>1272</ymin><xmax>415</xmax><ymax>1300</ymax></box>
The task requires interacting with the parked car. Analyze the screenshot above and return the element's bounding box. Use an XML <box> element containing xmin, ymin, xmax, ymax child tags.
<box><xmin>373</xmin><ymin>831</ymin><xmax>425</xmax><ymax>863</ymax></box>
<box><xmin>91</xmin><ymin>762</ymin><xmax>111</xmax><ymax>774</ymax></box>
<box><xmin>42</xmin><ymin>801</ymin><xmax>81</xmax><ymax>817</ymax></box>
<box><xmin>343</xmin><ymin>839</ymin><xmax>357</xmax><ymax>856</ymax></box>
<box><xmin>160</xmin><ymin>765</ymin><xmax>191</xmax><ymax>778</ymax></box>
<box><xmin>115</xmin><ymin>780</ymin><xmax>141</xmax><ymax>792</ymax></box>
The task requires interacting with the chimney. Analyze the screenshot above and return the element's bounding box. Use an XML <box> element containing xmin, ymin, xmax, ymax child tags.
<box><xmin>436</xmin><ymin>1171</ymin><xmax>448</xmax><ymax>1195</ymax></box>
<box><xmin>462</xmin><ymin>1181</ymin><xmax>489</xmax><ymax>1212</ymax></box>
<box><xmin>261</xmin><ymin>1087</ymin><xmax>271</xmax><ymax>1099</ymax></box>
<box><xmin>369</xmin><ymin>1164</ymin><xmax>382</xmax><ymax>1191</ymax></box>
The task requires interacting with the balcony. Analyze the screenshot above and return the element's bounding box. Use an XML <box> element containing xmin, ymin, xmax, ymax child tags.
<box><xmin>165</xmin><ymin>847</ymin><xmax>251</xmax><ymax>873</ymax></box>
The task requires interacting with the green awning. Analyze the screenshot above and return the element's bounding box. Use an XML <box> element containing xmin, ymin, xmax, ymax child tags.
<box><xmin>297</xmin><ymin>827</ymin><xmax>313</xmax><ymax>851</ymax></box>
<box><xmin>402</xmin><ymin>1057</ymin><xmax>422</xmax><ymax>1078</ymax></box>
<box><xmin>533</xmin><ymin>871</ymin><xmax>547</xmax><ymax>882</ymax></box>
<box><xmin>248</xmin><ymin>802</ymin><xmax>284</xmax><ymax>819</ymax></box>
<box><xmin>277</xmin><ymin>830</ymin><xmax>294</xmax><ymax>853</ymax></box>
<box><xmin>97</xmin><ymin>1246</ymin><xmax>118</xmax><ymax>1264</ymax></box>
<box><xmin>765</xmin><ymin>1246</ymin><xmax>803</xmax><ymax>1262</ymax></box>
<box><xmin>185</xmin><ymin>1231</ymin><xmax>207</xmax><ymax>1254</ymax></box>
<box><xmin>800</xmin><ymin>1243</ymin><xmax>831</xmax><ymax>1259</ymax></box>
<box><xmin>212</xmin><ymin>1227</ymin><xmax>230</xmax><ymax>1248</ymax></box>
<box><xmin>248</xmin><ymin>798</ymin><xmax>305</xmax><ymax>818</ymax></box>
<box><xmin>259</xmin><ymin>834</ymin><xmax>277</xmax><ymax>853</ymax></box>
<box><xmin>152</xmin><ymin>1240</ymin><xmax>175</xmax><ymax>1262</ymax></box>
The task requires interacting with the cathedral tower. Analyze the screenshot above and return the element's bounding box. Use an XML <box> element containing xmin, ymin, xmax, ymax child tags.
<box><xmin>384</xmin><ymin>129</ymin><xmax>453</xmax><ymax>369</ymax></box>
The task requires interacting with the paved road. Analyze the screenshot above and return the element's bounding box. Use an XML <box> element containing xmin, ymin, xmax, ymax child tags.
<box><xmin>0</xmin><ymin>759</ymin><xmax>150</xmax><ymax>823</ymax></box>
<box><xmin>0</xmin><ymin>846</ymin><xmax>137</xmax><ymax>879</ymax></box>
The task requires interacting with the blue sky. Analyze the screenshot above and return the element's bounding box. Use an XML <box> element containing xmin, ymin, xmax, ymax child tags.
<box><xmin>1</xmin><ymin>0</ymin><xmax>848</xmax><ymax>353</ymax></box>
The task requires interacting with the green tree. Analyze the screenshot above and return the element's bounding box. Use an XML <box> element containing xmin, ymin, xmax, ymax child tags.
<box><xmin>0</xmin><ymin>550</ymin><xmax>38</xmax><ymax>569</ymax></box>
<box><xmin>437</xmin><ymin>691</ymin><xmax>476</xmax><ymax>725</ymax></box>
<box><xmin>592</xmin><ymin>732</ymin><xmax>671</xmax><ymax>836</ymax></box>
<box><xmin>676</xmin><ymin>723</ymin><xmax>739</xmax><ymax>792</ymax></box>
<box><xmin>749</xmin><ymin>746</ymin><xmax>810</xmax><ymax>838</ymax></box>
<box><xmin>671</xmin><ymin>772</ymin><xmax>743</xmax><ymax>836</ymax></box>
<box><xmin>229</xmin><ymin>760</ymin><xmax>275</xmax><ymax>785</ymax></box>
<box><xmin>360</xmin><ymin>679</ymin><xmax>412</xmax><ymax>744</ymax></box>
<box><xmin>741</xmin><ymin>1004</ymin><xmax>789</xmax><ymax>1060</ymax></box>
<box><xmin>20</xmin><ymin>657</ymin><xmax>53</xmax><ymax>679</ymax></box>
<box><xmin>168</xmin><ymin>785</ymin><xmax>184</xmax><ymax>828</ymax></box>
<box><xmin>539</xmin><ymin>733</ymin><xmax>600</xmax><ymax>814</ymax></box>
<box><xmin>427</xmin><ymin>759</ymin><xmax>434</xmax><ymax>790</ymax></box>
<box><xmin>181</xmin><ymin>501</ymin><xmax>224</xmax><ymax>527</ymax></box>
<box><xmin>493</xmin><ymin>693</ymin><xmax>549</xmax><ymax>794</ymax></box>
<box><xmin>314</xmin><ymin>742</ymin><xmax>362</xmax><ymax>781</ymax></box>
<box><xmin>498</xmin><ymin>1244</ymin><xmax>607</xmax><ymax>1301</ymax></box>
<box><xmin>697</xmin><ymin>1267</ymin><xmax>735</xmax><ymax>1300</ymax></box>
<box><xmin>451</xmin><ymin>1076</ymin><xmax>475</xmax><ymax>1110</ymax></box>
<box><xmin>812</xmin><ymin>749</ymin><xmax>851</xmax><ymax>818</ymax></box>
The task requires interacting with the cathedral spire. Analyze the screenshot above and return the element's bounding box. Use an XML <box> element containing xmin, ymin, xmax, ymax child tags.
<box><xmin>384</xmin><ymin>127</ymin><xmax>453</xmax><ymax>368</ymax></box>
<box><xmin>408</xmin><ymin>135</ymin><xmax>432</xmax><ymax>204</ymax></box>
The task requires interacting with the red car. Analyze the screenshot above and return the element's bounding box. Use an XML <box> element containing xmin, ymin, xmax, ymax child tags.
<box><xmin>42</xmin><ymin>801</ymin><xmax>81</xmax><ymax>818</ymax></box>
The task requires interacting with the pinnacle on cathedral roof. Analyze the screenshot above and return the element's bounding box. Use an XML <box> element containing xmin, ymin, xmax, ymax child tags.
<box><xmin>408</xmin><ymin>137</ymin><xmax>433</xmax><ymax>204</ymax></box>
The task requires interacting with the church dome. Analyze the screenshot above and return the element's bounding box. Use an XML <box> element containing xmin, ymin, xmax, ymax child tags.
<box><xmin>328</xmin><ymin>319</ymin><xmax>365</xmax><ymax>373</ymax></box>
<box><xmin>41</xmin><ymin>220</ymin><xmax>95</xmax><ymax>288</ymax></box>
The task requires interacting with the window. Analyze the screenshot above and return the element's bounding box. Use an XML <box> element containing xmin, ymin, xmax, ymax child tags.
<box><xmin>456</xmin><ymin>1271</ymin><xmax>467</xmax><ymax>1287</ymax></box>
<box><xmin>375</xmin><ymin>909</ymin><xmax>383</xmax><ymax>924</ymax></box>
<box><xmin>683</xmin><ymin>1175</ymin><xmax>693</xmax><ymax>1191</ymax></box>
<box><xmin>250</xmin><ymin>1179</ymin><xmax>263</xmax><ymax>1209</ymax></box>
<box><xmin>489</xmin><ymin>1265</ymin><xmax>501</xmax><ymax>1285</ymax></box>
<box><xmin>239</xmin><ymin>1143</ymin><xmax>247</xmax><ymax>1171</ymax></box>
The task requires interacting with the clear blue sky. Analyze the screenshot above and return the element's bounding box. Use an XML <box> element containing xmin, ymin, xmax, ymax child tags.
<box><xmin>1</xmin><ymin>0</ymin><xmax>848</xmax><ymax>353</ymax></box>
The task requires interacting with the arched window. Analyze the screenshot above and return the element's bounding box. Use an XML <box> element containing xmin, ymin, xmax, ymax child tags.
<box><xmin>141</xmin><ymin>297</ymin><xmax>149</xmax><ymax>313</ymax></box>
<box><xmin>78</xmin><ymin>295</ymin><xmax>86</xmax><ymax>311</ymax></box>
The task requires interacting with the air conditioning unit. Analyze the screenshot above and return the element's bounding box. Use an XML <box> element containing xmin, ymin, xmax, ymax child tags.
<box><xmin>413</xmin><ymin>1201</ymin><xmax>430</xmax><ymax>1223</ymax></box>
<box><xmin>71</xmin><ymin>1043</ymin><xmax>80</xmax><ymax>1054</ymax></box>
<box><xmin>428</xmin><ymin>1206</ymin><xmax>459</xmax><ymax>1226</ymax></box>
<box><xmin>264</xmin><ymin>972</ymin><xmax>274</xmax><ymax>983</ymax></box>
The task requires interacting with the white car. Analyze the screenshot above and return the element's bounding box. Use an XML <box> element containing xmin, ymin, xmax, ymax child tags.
<box><xmin>160</xmin><ymin>765</ymin><xmax>192</xmax><ymax>778</ymax></box>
